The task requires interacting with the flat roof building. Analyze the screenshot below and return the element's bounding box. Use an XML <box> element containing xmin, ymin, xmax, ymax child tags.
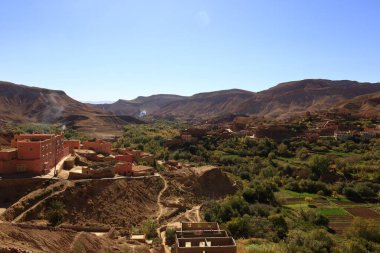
<box><xmin>174</xmin><ymin>222</ymin><xmax>236</xmax><ymax>253</ymax></box>
<box><xmin>0</xmin><ymin>133</ymin><xmax>69</xmax><ymax>175</ymax></box>
<box><xmin>82</xmin><ymin>139</ymin><xmax>112</xmax><ymax>154</ymax></box>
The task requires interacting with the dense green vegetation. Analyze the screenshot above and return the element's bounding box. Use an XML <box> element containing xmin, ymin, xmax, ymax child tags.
<box><xmin>8</xmin><ymin>121</ymin><xmax>378</xmax><ymax>251</ymax></box>
<box><xmin>115</xmin><ymin>120</ymin><xmax>380</xmax><ymax>252</ymax></box>
<box><xmin>1</xmin><ymin>123</ymin><xmax>88</xmax><ymax>140</ymax></box>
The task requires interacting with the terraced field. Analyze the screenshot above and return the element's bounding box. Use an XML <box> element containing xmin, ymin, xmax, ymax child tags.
<box><xmin>277</xmin><ymin>190</ymin><xmax>380</xmax><ymax>235</ymax></box>
<box><xmin>327</xmin><ymin>215</ymin><xmax>354</xmax><ymax>234</ymax></box>
<box><xmin>345</xmin><ymin>207</ymin><xmax>380</xmax><ymax>219</ymax></box>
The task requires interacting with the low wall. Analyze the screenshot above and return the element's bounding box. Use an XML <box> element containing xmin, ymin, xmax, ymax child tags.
<box><xmin>59</xmin><ymin>224</ymin><xmax>110</xmax><ymax>233</ymax></box>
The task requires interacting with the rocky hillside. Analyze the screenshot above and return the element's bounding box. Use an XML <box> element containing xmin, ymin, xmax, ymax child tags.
<box><xmin>164</xmin><ymin>166</ymin><xmax>237</xmax><ymax>198</ymax></box>
<box><xmin>99</xmin><ymin>79</ymin><xmax>380</xmax><ymax>120</ymax></box>
<box><xmin>159</xmin><ymin>80</ymin><xmax>380</xmax><ymax>119</ymax></box>
<box><xmin>95</xmin><ymin>94</ymin><xmax>186</xmax><ymax>116</ymax></box>
<box><xmin>157</xmin><ymin>89</ymin><xmax>254</xmax><ymax>120</ymax></box>
<box><xmin>2</xmin><ymin>79</ymin><xmax>380</xmax><ymax>125</ymax></box>
<box><xmin>334</xmin><ymin>91</ymin><xmax>380</xmax><ymax>116</ymax></box>
<box><xmin>0</xmin><ymin>81</ymin><xmax>142</xmax><ymax>137</ymax></box>
<box><xmin>0</xmin><ymin>81</ymin><xmax>95</xmax><ymax>123</ymax></box>
<box><xmin>1</xmin><ymin>178</ymin><xmax>164</xmax><ymax>230</ymax></box>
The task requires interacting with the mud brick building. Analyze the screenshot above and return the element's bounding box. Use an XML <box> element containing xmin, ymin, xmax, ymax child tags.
<box><xmin>82</xmin><ymin>139</ymin><xmax>112</xmax><ymax>154</ymax></box>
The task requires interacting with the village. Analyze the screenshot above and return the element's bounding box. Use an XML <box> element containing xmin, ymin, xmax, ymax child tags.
<box><xmin>165</xmin><ymin>111</ymin><xmax>380</xmax><ymax>148</ymax></box>
<box><xmin>0</xmin><ymin>111</ymin><xmax>380</xmax><ymax>253</ymax></box>
<box><xmin>1</xmin><ymin>110</ymin><xmax>379</xmax><ymax>179</ymax></box>
<box><xmin>0</xmin><ymin>131</ymin><xmax>239</xmax><ymax>253</ymax></box>
<box><xmin>0</xmin><ymin>133</ymin><xmax>156</xmax><ymax>179</ymax></box>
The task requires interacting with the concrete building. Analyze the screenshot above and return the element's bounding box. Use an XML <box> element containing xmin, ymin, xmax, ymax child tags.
<box><xmin>174</xmin><ymin>222</ymin><xmax>236</xmax><ymax>253</ymax></box>
<box><xmin>0</xmin><ymin>133</ymin><xmax>68</xmax><ymax>175</ymax></box>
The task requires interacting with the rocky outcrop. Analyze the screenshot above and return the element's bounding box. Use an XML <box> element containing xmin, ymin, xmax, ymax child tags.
<box><xmin>167</xmin><ymin>166</ymin><xmax>237</xmax><ymax>198</ymax></box>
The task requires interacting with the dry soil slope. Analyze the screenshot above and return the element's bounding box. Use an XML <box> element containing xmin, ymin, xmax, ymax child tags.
<box><xmin>0</xmin><ymin>223</ymin><xmax>151</xmax><ymax>253</ymax></box>
<box><xmin>0</xmin><ymin>223</ymin><xmax>113</xmax><ymax>253</ymax></box>
<box><xmin>238</xmin><ymin>79</ymin><xmax>380</xmax><ymax>118</ymax></box>
<box><xmin>1</xmin><ymin>178</ymin><xmax>164</xmax><ymax>229</ymax></box>
<box><xmin>0</xmin><ymin>81</ymin><xmax>138</xmax><ymax>137</ymax></box>
<box><xmin>334</xmin><ymin>91</ymin><xmax>380</xmax><ymax>116</ymax></box>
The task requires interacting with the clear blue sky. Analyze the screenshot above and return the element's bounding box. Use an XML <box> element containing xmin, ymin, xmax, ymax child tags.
<box><xmin>0</xmin><ymin>0</ymin><xmax>379</xmax><ymax>101</ymax></box>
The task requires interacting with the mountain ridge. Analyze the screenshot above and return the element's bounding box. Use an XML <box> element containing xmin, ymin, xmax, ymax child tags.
<box><xmin>1</xmin><ymin>79</ymin><xmax>380</xmax><ymax>133</ymax></box>
<box><xmin>0</xmin><ymin>81</ymin><xmax>141</xmax><ymax>137</ymax></box>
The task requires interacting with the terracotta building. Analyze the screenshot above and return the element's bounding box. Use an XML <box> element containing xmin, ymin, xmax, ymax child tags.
<box><xmin>174</xmin><ymin>222</ymin><xmax>236</xmax><ymax>253</ymax></box>
<box><xmin>114</xmin><ymin>162</ymin><xmax>133</xmax><ymax>176</ymax></box>
<box><xmin>82</xmin><ymin>139</ymin><xmax>112</xmax><ymax>154</ymax></box>
<box><xmin>0</xmin><ymin>133</ymin><xmax>69</xmax><ymax>175</ymax></box>
<box><xmin>64</xmin><ymin>140</ymin><xmax>80</xmax><ymax>153</ymax></box>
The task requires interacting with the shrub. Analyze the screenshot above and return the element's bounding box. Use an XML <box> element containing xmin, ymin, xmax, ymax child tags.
<box><xmin>268</xmin><ymin>214</ymin><xmax>288</xmax><ymax>239</ymax></box>
<box><xmin>299</xmin><ymin>209</ymin><xmax>329</xmax><ymax>227</ymax></box>
<box><xmin>286</xmin><ymin>229</ymin><xmax>334</xmax><ymax>253</ymax></box>
<box><xmin>345</xmin><ymin>218</ymin><xmax>380</xmax><ymax>243</ymax></box>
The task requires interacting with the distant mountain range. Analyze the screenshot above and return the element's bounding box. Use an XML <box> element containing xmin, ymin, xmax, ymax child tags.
<box><xmin>94</xmin><ymin>79</ymin><xmax>380</xmax><ymax>120</ymax></box>
<box><xmin>1</xmin><ymin>79</ymin><xmax>380</xmax><ymax>136</ymax></box>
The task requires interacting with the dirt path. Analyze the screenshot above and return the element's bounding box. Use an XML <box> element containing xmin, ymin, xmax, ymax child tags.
<box><xmin>69</xmin><ymin>231</ymin><xmax>84</xmax><ymax>252</ymax></box>
<box><xmin>155</xmin><ymin>174</ymin><xmax>170</xmax><ymax>253</ymax></box>
<box><xmin>156</xmin><ymin>174</ymin><xmax>168</xmax><ymax>222</ymax></box>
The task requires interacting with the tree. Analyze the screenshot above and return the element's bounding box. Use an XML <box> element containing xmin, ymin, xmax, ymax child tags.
<box><xmin>310</xmin><ymin>155</ymin><xmax>331</xmax><ymax>180</ymax></box>
<box><xmin>45</xmin><ymin>200</ymin><xmax>66</xmax><ymax>226</ymax></box>
<box><xmin>226</xmin><ymin>215</ymin><xmax>252</xmax><ymax>238</ymax></box>
<box><xmin>142</xmin><ymin>219</ymin><xmax>159</xmax><ymax>239</ymax></box>
<box><xmin>165</xmin><ymin>228</ymin><xmax>176</xmax><ymax>246</ymax></box>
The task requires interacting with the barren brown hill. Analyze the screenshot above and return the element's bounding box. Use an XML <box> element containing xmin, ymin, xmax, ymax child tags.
<box><xmin>334</xmin><ymin>91</ymin><xmax>380</xmax><ymax>116</ymax></box>
<box><xmin>155</xmin><ymin>79</ymin><xmax>380</xmax><ymax>119</ymax></box>
<box><xmin>1</xmin><ymin>178</ymin><xmax>163</xmax><ymax>230</ymax></box>
<box><xmin>0</xmin><ymin>81</ymin><xmax>142</xmax><ymax>137</ymax></box>
<box><xmin>239</xmin><ymin>79</ymin><xmax>380</xmax><ymax>118</ymax></box>
<box><xmin>95</xmin><ymin>94</ymin><xmax>186</xmax><ymax>116</ymax></box>
<box><xmin>157</xmin><ymin>89</ymin><xmax>254</xmax><ymax>120</ymax></box>
<box><xmin>163</xmin><ymin>166</ymin><xmax>237</xmax><ymax>198</ymax></box>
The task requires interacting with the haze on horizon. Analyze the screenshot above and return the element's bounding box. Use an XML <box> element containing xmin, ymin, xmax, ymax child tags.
<box><xmin>0</xmin><ymin>0</ymin><xmax>379</xmax><ymax>102</ymax></box>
